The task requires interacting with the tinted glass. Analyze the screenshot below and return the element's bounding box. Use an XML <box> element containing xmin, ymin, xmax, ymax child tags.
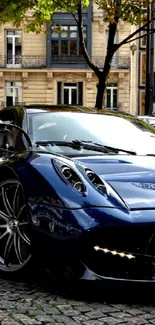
<box><xmin>28</xmin><ymin>112</ymin><xmax>155</xmax><ymax>155</ymax></box>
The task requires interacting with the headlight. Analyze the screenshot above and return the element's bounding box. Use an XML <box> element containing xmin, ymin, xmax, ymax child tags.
<box><xmin>53</xmin><ymin>159</ymin><xmax>86</xmax><ymax>193</ymax></box>
<box><xmin>80</xmin><ymin>166</ymin><xmax>128</xmax><ymax>208</ymax></box>
<box><xmin>85</xmin><ymin>168</ymin><xmax>107</xmax><ymax>195</ymax></box>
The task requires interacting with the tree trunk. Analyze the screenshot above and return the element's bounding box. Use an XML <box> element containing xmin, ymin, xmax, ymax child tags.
<box><xmin>95</xmin><ymin>64</ymin><xmax>111</xmax><ymax>110</ymax></box>
<box><xmin>95</xmin><ymin>77</ymin><xmax>106</xmax><ymax>110</ymax></box>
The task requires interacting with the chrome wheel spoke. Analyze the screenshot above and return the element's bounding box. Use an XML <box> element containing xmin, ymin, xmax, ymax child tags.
<box><xmin>14</xmin><ymin>233</ymin><xmax>23</xmax><ymax>264</ymax></box>
<box><xmin>0</xmin><ymin>224</ymin><xmax>7</xmax><ymax>229</ymax></box>
<box><xmin>13</xmin><ymin>184</ymin><xmax>20</xmax><ymax>218</ymax></box>
<box><xmin>0</xmin><ymin>179</ymin><xmax>31</xmax><ymax>272</ymax></box>
<box><xmin>17</xmin><ymin>204</ymin><xmax>26</xmax><ymax>221</ymax></box>
<box><xmin>17</xmin><ymin>228</ymin><xmax>30</xmax><ymax>245</ymax></box>
<box><xmin>0</xmin><ymin>230</ymin><xmax>9</xmax><ymax>241</ymax></box>
<box><xmin>4</xmin><ymin>233</ymin><xmax>13</xmax><ymax>266</ymax></box>
<box><xmin>0</xmin><ymin>211</ymin><xmax>9</xmax><ymax>222</ymax></box>
<box><xmin>2</xmin><ymin>187</ymin><xmax>12</xmax><ymax>218</ymax></box>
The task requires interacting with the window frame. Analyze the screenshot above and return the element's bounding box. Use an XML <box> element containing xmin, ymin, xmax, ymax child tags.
<box><xmin>51</xmin><ymin>25</ymin><xmax>87</xmax><ymax>56</ymax></box>
<box><xmin>139</xmin><ymin>89</ymin><xmax>145</xmax><ymax>115</ymax></box>
<box><xmin>139</xmin><ymin>52</ymin><xmax>146</xmax><ymax>86</ymax></box>
<box><xmin>5</xmin><ymin>81</ymin><xmax>22</xmax><ymax>107</ymax></box>
<box><xmin>6</xmin><ymin>30</ymin><xmax>22</xmax><ymax>67</ymax></box>
<box><xmin>46</xmin><ymin>4</ymin><xmax>92</xmax><ymax>68</ymax></box>
<box><xmin>57</xmin><ymin>82</ymin><xmax>83</xmax><ymax>106</ymax></box>
<box><xmin>106</xmin><ymin>83</ymin><xmax>118</xmax><ymax>110</ymax></box>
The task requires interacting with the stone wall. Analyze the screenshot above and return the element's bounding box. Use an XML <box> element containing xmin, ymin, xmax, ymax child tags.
<box><xmin>0</xmin><ymin>5</ymin><xmax>137</xmax><ymax>113</ymax></box>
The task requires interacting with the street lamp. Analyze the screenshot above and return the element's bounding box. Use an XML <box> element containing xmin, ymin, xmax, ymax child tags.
<box><xmin>130</xmin><ymin>43</ymin><xmax>137</xmax><ymax>55</ymax></box>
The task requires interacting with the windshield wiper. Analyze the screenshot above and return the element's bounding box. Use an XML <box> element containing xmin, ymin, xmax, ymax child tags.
<box><xmin>146</xmin><ymin>153</ymin><xmax>155</xmax><ymax>157</ymax></box>
<box><xmin>35</xmin><ymin>140</ymin><xmax>136</xmax><ymax>155</ymax></box>
<box><xmin>74</xmin><ymin>140</ymin><xmax>136</xmax><ymax>155</ymax></box>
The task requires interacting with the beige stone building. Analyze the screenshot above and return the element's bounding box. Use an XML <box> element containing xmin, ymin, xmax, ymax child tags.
<box><xmin>0</xmin><ymin>4</ymin><xmax>137</xmax><ymax>113</ymax></box>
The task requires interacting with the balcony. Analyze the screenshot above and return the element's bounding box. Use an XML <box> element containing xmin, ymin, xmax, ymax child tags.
<box><xmin>0</xmin><ymin>56</ymin><xmax>46</xmax><ymax>69</ymax></box>
<box><xmin>51</xmin><ymin>55</ymin><xmax>130</xmax><ymax>69</ymax></box>
<box><xmin>0</xmin><ymin>55</ymin><xmax>130</xmax><ymax>69</ymax></box>
<box><xmin>93</xmin><ymin>56</ymin><xmax>130</xmax><ymax>69</ymax></box>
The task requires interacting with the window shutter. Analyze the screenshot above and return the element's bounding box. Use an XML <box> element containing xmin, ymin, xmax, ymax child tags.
<box><xmin>57</xmin><ymin>82</ymin><xmax>62</xmax><ymax>104</ymax></box>
<box><xmin>78</xmin><ymin>82</ymin><xmax>83</xmax><ymax>105</ymax></box>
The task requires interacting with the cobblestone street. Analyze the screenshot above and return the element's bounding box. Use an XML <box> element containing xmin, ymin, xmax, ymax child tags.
<box><xmin>0</xmin><ymin>276</ymin><xmax>155</xmax><ymax>325</ymax></box>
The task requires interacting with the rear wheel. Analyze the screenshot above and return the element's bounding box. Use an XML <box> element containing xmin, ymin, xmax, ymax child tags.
<box><xmin>0</xmin><ymin>179</ymin><xmax>32</xmax><ymax>275</ymax></box>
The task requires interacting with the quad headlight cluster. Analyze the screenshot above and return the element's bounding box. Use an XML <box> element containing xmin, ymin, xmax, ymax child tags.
<box><xmin>85</xmin><ymin>168</ymin><xmax>107</xmax><ymax>195</ymax></box>
<box><xmin>83</xmin><ymin>167</ymin><xmax>128</xmax><ymax>208</ymax></box>
<box><xmin>53</xmin><ymin>159</ymin><xmax>128</xmax><ymax>209</ymax></box>
<box><xmin>53</xmin><ymin>159</ymin><xmax>86</xmax><ymax>193</ymax></box>
<box><xmin>53</xmin><ymin>159</ymin><xmax>108</xmax><ymax>196</ymax></box>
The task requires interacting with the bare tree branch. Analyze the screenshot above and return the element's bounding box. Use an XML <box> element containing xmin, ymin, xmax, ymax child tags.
<box><xmin>116</xmin><ymin>16</ymin><xmax>155</xmax><ymax>50</ymax></box>
<box><xmin>77</xmin><ymin>0</ymin><xmax>100</xmax><ymax>77</ymax></box>
<box><xmin>71</xmin><ymin>12</ymin><xmax>78</xmax><ymax>23</ymax></box>
<box><xmin>125</xmin><ymin>29</ymin><xmax>155</xmax><ymax>43</ymax></box>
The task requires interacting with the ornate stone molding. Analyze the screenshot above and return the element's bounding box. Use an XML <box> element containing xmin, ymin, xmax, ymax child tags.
<box><xmin>86</xmin><ymin>72</ymin><xmax>93</xmax><ymax>89</ymax></box>
<box><xmin>119</xmin><ymin>72</ymin><xmax>125</xmax><ymax>81</ymax></box>
<box><xmin>0</xmin><ymin>72</ymin><xmax>3</xmax><ymax>88</ymax></box>
<box><xmin>47</xmin><ymin>72</ymin><xmax>53</xmax><ymax>89</ymax></box>
<box><xmin>110</xmin><ymin>72</ymin><xmax>118</xmax><ymax>79</ymax></box>
<box><xmin>98</xmin><ymin>20</ymin><xmax>105</xmax><ymax>33</ymax></box>
<box><xmin>22</xmin><ymin>72</ymin><xmax>28</xmax><ymax>88</ymax></box>
<box><xmin>56</xmin><ymin>73</ymin><xmax>84</xmax><ymax>81</ymax></box>
<box><xmin>86</xmin><ymin>72</ymin><xmax>92</xmax><ymax>82</ymax></box>
<box><xmin>10</xmin><ymin>72</ymin><xmax>16</xmax><ymax>81</ymax></box>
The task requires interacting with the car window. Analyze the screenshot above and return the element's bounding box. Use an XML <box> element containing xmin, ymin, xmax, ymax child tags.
<box><xmin>28</xmin><ymin>112</ymin><xmax>155</xmax><ymax>155</ymax></box>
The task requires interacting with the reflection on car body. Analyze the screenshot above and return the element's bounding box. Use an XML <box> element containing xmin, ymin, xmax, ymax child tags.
<box><xmin>0</xmin><ymin>105</ymin><xmax>154</xmax><ymax>283</ymax></box>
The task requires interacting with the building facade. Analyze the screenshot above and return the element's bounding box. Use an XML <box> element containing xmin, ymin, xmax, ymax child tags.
<box><xmin>0</xmin><ymin>4</ymin><xmax>136</xmax><ymax>113</ymax></box>
<box><xmin>137</xmin><ymin>23</ymin><xmax>146</xmax><ymax>115</ymax></box>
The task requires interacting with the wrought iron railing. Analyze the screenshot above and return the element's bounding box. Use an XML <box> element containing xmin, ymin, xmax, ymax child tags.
<box><xmin>51</xmin><ymin>55</ymin><xmax>130</xmax><ymax>69</ymax></box>
<box><xmin>93</xmin><ymin>56</ymin><xmax>130</xmax><ymax>69</ymax></box>
<box><xmin>0</xmin><ymin>55</ymin><xmax>130</xmax><ymax>69</ymax></box>
<box><xmin>51</xmin><ymin>55</ymin><xmax>86</xmax><ymax>64</ymax></box>
<box><xmin>0</xmin><ymin>56</ymin><xmax>46</xmax><ymax>69</ymax></box>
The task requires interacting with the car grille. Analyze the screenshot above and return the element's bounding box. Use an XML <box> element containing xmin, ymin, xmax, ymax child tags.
<box><xmin>82</xmin><ymin>226</ymin><xmax>155</xmax><ymax>280</ymax></box>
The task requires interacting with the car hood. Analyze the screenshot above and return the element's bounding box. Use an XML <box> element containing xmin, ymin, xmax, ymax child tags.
<box><xmin>74</xmin><ymin>155</ymin><xmax>155</xmax><ymax>210</ymax></box>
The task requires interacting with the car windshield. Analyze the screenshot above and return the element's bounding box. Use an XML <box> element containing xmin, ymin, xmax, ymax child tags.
<box><xmin>28</xmin><ymin>112</ymin><xmax>155</xmax><ymax>155</ymax></box>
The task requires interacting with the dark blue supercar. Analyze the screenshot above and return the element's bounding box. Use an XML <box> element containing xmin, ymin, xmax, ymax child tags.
<box><xmin>0</xmin><ymin>104</ymin><xmax>154</xmax><ymax>283</ymax></box>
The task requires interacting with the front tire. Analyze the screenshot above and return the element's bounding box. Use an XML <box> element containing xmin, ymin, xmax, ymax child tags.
<box><xmin>0</xmin><ymin>178</ymin><xmax>32</xmax><ymax>276</ymax></box>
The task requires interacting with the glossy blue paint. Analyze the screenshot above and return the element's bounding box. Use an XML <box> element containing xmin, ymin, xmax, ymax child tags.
<box><xmin>7</xmin><ymin>150</ymin><xmax>155</xmax><ymax>234</ymax></box>
<box><xmin>74</xmin><ymin>155</ymin><xmax>155</xmax><ymax>210</ymax></box>
<box><xmin>1</xmin><ymin>105</ymin><xmax>155</xmax><ymax>281</ymax></box>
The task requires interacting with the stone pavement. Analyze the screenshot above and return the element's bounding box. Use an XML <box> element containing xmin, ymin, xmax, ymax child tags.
<box><xmin>0</xmin><ymin>278</ymin><xmax>155</xmax><ymax>325</ymax></box>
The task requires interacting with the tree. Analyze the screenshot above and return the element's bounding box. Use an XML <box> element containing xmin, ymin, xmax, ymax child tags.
<box><xmin>0</xmin><ymin>0</ymin><xmax>154</xmax><ymax>109</ymax></box>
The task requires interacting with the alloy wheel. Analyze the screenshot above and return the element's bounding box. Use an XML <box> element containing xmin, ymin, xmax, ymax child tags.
<box><xmin>0</xmin><ymin>179</ymin><xmax>31</xmax><ymax>272</ymax></box>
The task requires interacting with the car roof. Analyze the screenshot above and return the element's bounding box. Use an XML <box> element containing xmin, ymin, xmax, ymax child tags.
<box><xmin>24</xmin><ymin>104</ymin><xmax>96</xmax><ymax>114</ymax></box>
<box><xmin>2</xmin><ymin>104</ymin><xmax>136</xmax><ymax>116</ymax></box>
<box><xmin>24</xmin><ymin>104</ymin><xmax>136</xmax><ymax>117</ymax></box>
<box><xmin>2</xmin><ymin>104</ymin><xmax>155</xmax><ymax>134</ymax></box>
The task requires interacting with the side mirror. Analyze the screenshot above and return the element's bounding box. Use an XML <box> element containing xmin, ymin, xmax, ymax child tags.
<box><xmin>0</xmin><ymin>123</ymin><xmax>32</xmax><ymax>151</ymax></box>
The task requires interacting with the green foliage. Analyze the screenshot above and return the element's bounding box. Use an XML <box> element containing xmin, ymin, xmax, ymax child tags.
<box><xmin>0</xmin><ymin>0</ymin><xmax>89</xmax><ymax>32</ymax></box>
<box><xmin>95</xmin><ymin>0</ymin><xmax>154</xmax><ymax>25</ymax></box>
<box><xmin>0</xmin><ymin>0</ymin><xmax>154</xmax><ymax>31</ymax></box>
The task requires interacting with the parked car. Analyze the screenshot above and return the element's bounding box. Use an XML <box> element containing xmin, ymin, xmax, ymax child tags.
<box><xmin>0</xmin><ymin>105</ymin><xmax>155</xmax><ymax>283</ymax></box>
<box><xmin>137</xmin><ymin>115</ymin><xmax>155</xmax><ymax>128</ymax></box>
